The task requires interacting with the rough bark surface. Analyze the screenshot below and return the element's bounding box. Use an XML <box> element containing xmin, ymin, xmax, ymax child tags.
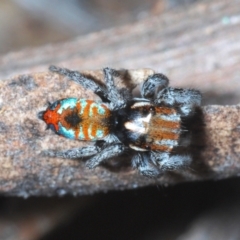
<box><xmin>0</xmin><ymin>69</ymin><xmax>239</xmax><ymax>197</ymax></box>
<box><xmin>0</xmin><ymin>0</ymin><xmax>240</xmax><ymax>196</ymax></box>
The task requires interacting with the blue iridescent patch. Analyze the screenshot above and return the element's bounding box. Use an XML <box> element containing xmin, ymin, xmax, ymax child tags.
<box><xmin>78</xmin><ymin>126</ymin><xmax>85</xmax><ymax>140</ymax></box>
<box><xmin>58</xmin><ymin>123</ymin><xmax>75</xmax><ymax>139</ymax></box>
<box><xmin>97</xmin><ymin>104</ymin><xmax>106</xmax><ymax>115</ymax></box>
<box><xmin>96</xmin><ymin>129</ymin><xmax>104</xmax><ymax>138</ymax></box>
<box><xmin>58</xmin><ymin>98</ymin><xmax>78</xmax><ymax>114</ymax></box>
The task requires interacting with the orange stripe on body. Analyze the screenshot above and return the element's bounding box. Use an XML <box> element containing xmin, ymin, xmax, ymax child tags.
<box><xmin>91</xmin><ymin>122</ymin><xmax>98</xmax><ymax>138</ymax></box>
<box><xmin>82</xmin><ymin>101</ymin><xmax>92</xmax><ymax>140</ymax></box>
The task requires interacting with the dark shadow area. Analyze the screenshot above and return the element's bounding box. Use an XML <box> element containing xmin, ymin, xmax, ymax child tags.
<box><xmin>38</xmin><ymin>177</ymin><xmax>240</xmax><ymax>240</ymax></box>
<box><xmin>183</xmin><ymin>107</ymin><xmax>210</xmax><ymax>177</ymax></box>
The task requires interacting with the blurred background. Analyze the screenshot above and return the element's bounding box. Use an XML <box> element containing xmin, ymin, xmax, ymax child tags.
<box><xmin>1</xmin><ymin>0</ymin><xmax>240</xmax><ymax>240</ymax></box>
<box><xmin>0</xmin><ymin>0</ymin><xmax>198</xmax><ymax>55</ymax></box>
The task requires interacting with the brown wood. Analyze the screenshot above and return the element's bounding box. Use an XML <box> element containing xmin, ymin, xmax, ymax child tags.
<box><xmin>0</xmin><ymin>69</ymin><xmax>239</xmax><ymax>196</ymax></box>
<box><xmin>0</xmin><ymin>0</ymin><xmax>240</xmax><ymax>196</ymax></box>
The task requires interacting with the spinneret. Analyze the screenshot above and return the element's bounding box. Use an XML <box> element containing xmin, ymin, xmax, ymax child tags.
<box><xmin>39</xmin><ymin>66</ymin><xmax>202</xmax><ymax>177</ymax></box>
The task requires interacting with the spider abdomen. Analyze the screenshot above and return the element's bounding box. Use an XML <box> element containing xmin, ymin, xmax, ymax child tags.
<box><xmin>40</xmin><ymin>98</ymin><xmax>112</xmax><ymax>140</ymax></box>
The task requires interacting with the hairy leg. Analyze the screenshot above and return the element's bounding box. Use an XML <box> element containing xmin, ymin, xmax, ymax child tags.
<box><xmin>150</xmin><ymin>151</ymin><xmax>192</xmax><ymax>171</ymax></box>
<box><xmin>132</xmin><ymin>153</ymin><xmax>161</xmax><ymax>177</ymax></box>
<box><xmin>85</xmin><ymin>143</ymin><xmax>126</xmax><ymax>169</ymax></box>
<box><xmin>103</xmin><ymin>67</ymin><xmax>129</xmax><ymax>109</ymax></box>
<box><xmin>49</xmin><ymin>65</ymin><xmax>108</xmax><ymax>101</ymax></box>
<box><xmin>141</xmin><ymin>73</ymin><xmax>169</xmax><ymax>99</ymax></box>
<box><xmin>155</xmin><ymin>87</ymin><xmax>202</xmax><ymax>116</ymax></box>
<box><xmin>43</xmin><ymin>142</ymin><xmax>126</xmax><ymax>169</ymax></box>
<box><xmin>43</xmin><ymin>145</ymin><xmax>100</xmax><ymax>159</ymax></box>
<box><xmin>49</xmin><ymin>66</ymin><xmax>130</xmax><ymax>108</ymax></box>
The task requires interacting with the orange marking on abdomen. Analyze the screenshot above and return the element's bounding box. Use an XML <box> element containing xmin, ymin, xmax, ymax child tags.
<box><xmin>43</xmin><ymin>103</ymin><xmax>61</xmax><ymax>131</ymax></box>
<box><xmin>101</xmin><ymin>104</ymin><xmax>111</xmax><ymax>118</ymax></box>
<box><xmin>92</xmin><ymin>105</ymin><xmax>98</xmax><ymax>118</ymax></box>
<box><xmin>72</xmin><ymin>100</ymin><xmax>112</xmax><ymax>140</ymax></box>
<box><xmin>76</xmin><ymin>101</ymin><xmax>82</xmax><ymax>114</ymax></box>
<box><xmin>83</xmin><ymin>100</ymin><xmax>93</xmax><ymax>118</ymax></box>
<box><xmin>74</xmin><ymin>101</ymin><xmax>82</xmax><ymax>139</ymax></box>
<box><xmin>91</xmin><ymin>122</ymin><xmax>98</xmax><ymax>138</ymax></box>
<box><xmin>81</xmin><ymin>101</ymin><xmax>92</xmax><ymax>140</ymax></box>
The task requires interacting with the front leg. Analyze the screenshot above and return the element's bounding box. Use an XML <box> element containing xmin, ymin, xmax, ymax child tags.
<box><xmin>85</xmin><ymin>143</ymin><xmax>126</xmax><ymax>169</ymax></box>
<box><xmin>132</xmin><ymin>152</ymin><xmax>161</xmax><ymax>177</ymax></box>
<box><xmin>150</xmin><ymin>151</ymin><xmax>192</xmax><ymax>171</ymax></box>
<box><xmin>155</xmin><ymin>87</ymin><xmax>202</xmax><ymax>116</ymax></box>
<box><xmin>49</xmin><ymin>65</ymin><xmax>109</xmax><ymax>102</ymax></box>
<box><xmin>43</xmin><ymin>145</ymin><xmax>100</xmax><ymax>159</ymax></box>
<box><xmin>103</xmin><ymin>68</ymin><xmax>129</xmax><ymax>109</ymax></box>
<box><xmin>43</xmin><ymin>143</ymin><xmax>126</xmax><ymax>169</ymax></box>
<box><xmin>141</xmin><ymin>73</ymin><xmax>169</xmax><ymax>99</ymax></box>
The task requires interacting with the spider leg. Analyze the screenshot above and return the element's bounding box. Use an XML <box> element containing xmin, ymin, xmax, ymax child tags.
<box><xmin>103</xmin><ymin>67</ymin><xmax>129</xmax><ymax>109</ymax></box>
<box><xmin>85</xmin><ymin>143</ymin><xmax>126</xmax><ymax>169</ymax></box>
<box><xmin>155</xmin><ymin>87</ymin><xmax>202</xmax><ymax>116</ymax></box>
<box><xmin>49</xmin><ymin>65</ymin><xmax>108</xmax><ymax>101</ymax></box>
<box><xmin>43</xmin><ymin>145</ymin><xmax>100</xmax><ymax>159</ymax></box>
<box><xmin>150</xmin><ymin>151</ymin><xmax>192</xmax><ymax>171</ymax></box>
<box><xmin>132</xmin><ymin>152</ymin><xmax>161</xmax><ymax>177</ymax></box>
<box><xmin>141</xmin><ymin>73</ymin><xmax>169</xmax><ymax>99</ymax></box>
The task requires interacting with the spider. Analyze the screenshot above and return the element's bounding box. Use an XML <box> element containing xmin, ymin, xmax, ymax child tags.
<box><xmin>38</xmin><ymin>66</ymin><xmax>202</xmax><ymax>177</ymax></box>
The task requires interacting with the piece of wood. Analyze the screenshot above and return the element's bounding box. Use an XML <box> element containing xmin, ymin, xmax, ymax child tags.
<box><xmin>0</xmin><ymin>69</ymin><xmax>239</xmax><ymax>196</ymax></box>
<box><xmin>0</xmin><ymin>0</ymin><xmax>240</xmax><ymax>196</ymax></box>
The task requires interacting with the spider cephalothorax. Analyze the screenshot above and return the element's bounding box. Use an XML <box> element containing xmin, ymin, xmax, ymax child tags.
<box><xmin>38</xmin><ymin>66</ymin><xmax>201</xmax><ymax>177</ymax></box>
